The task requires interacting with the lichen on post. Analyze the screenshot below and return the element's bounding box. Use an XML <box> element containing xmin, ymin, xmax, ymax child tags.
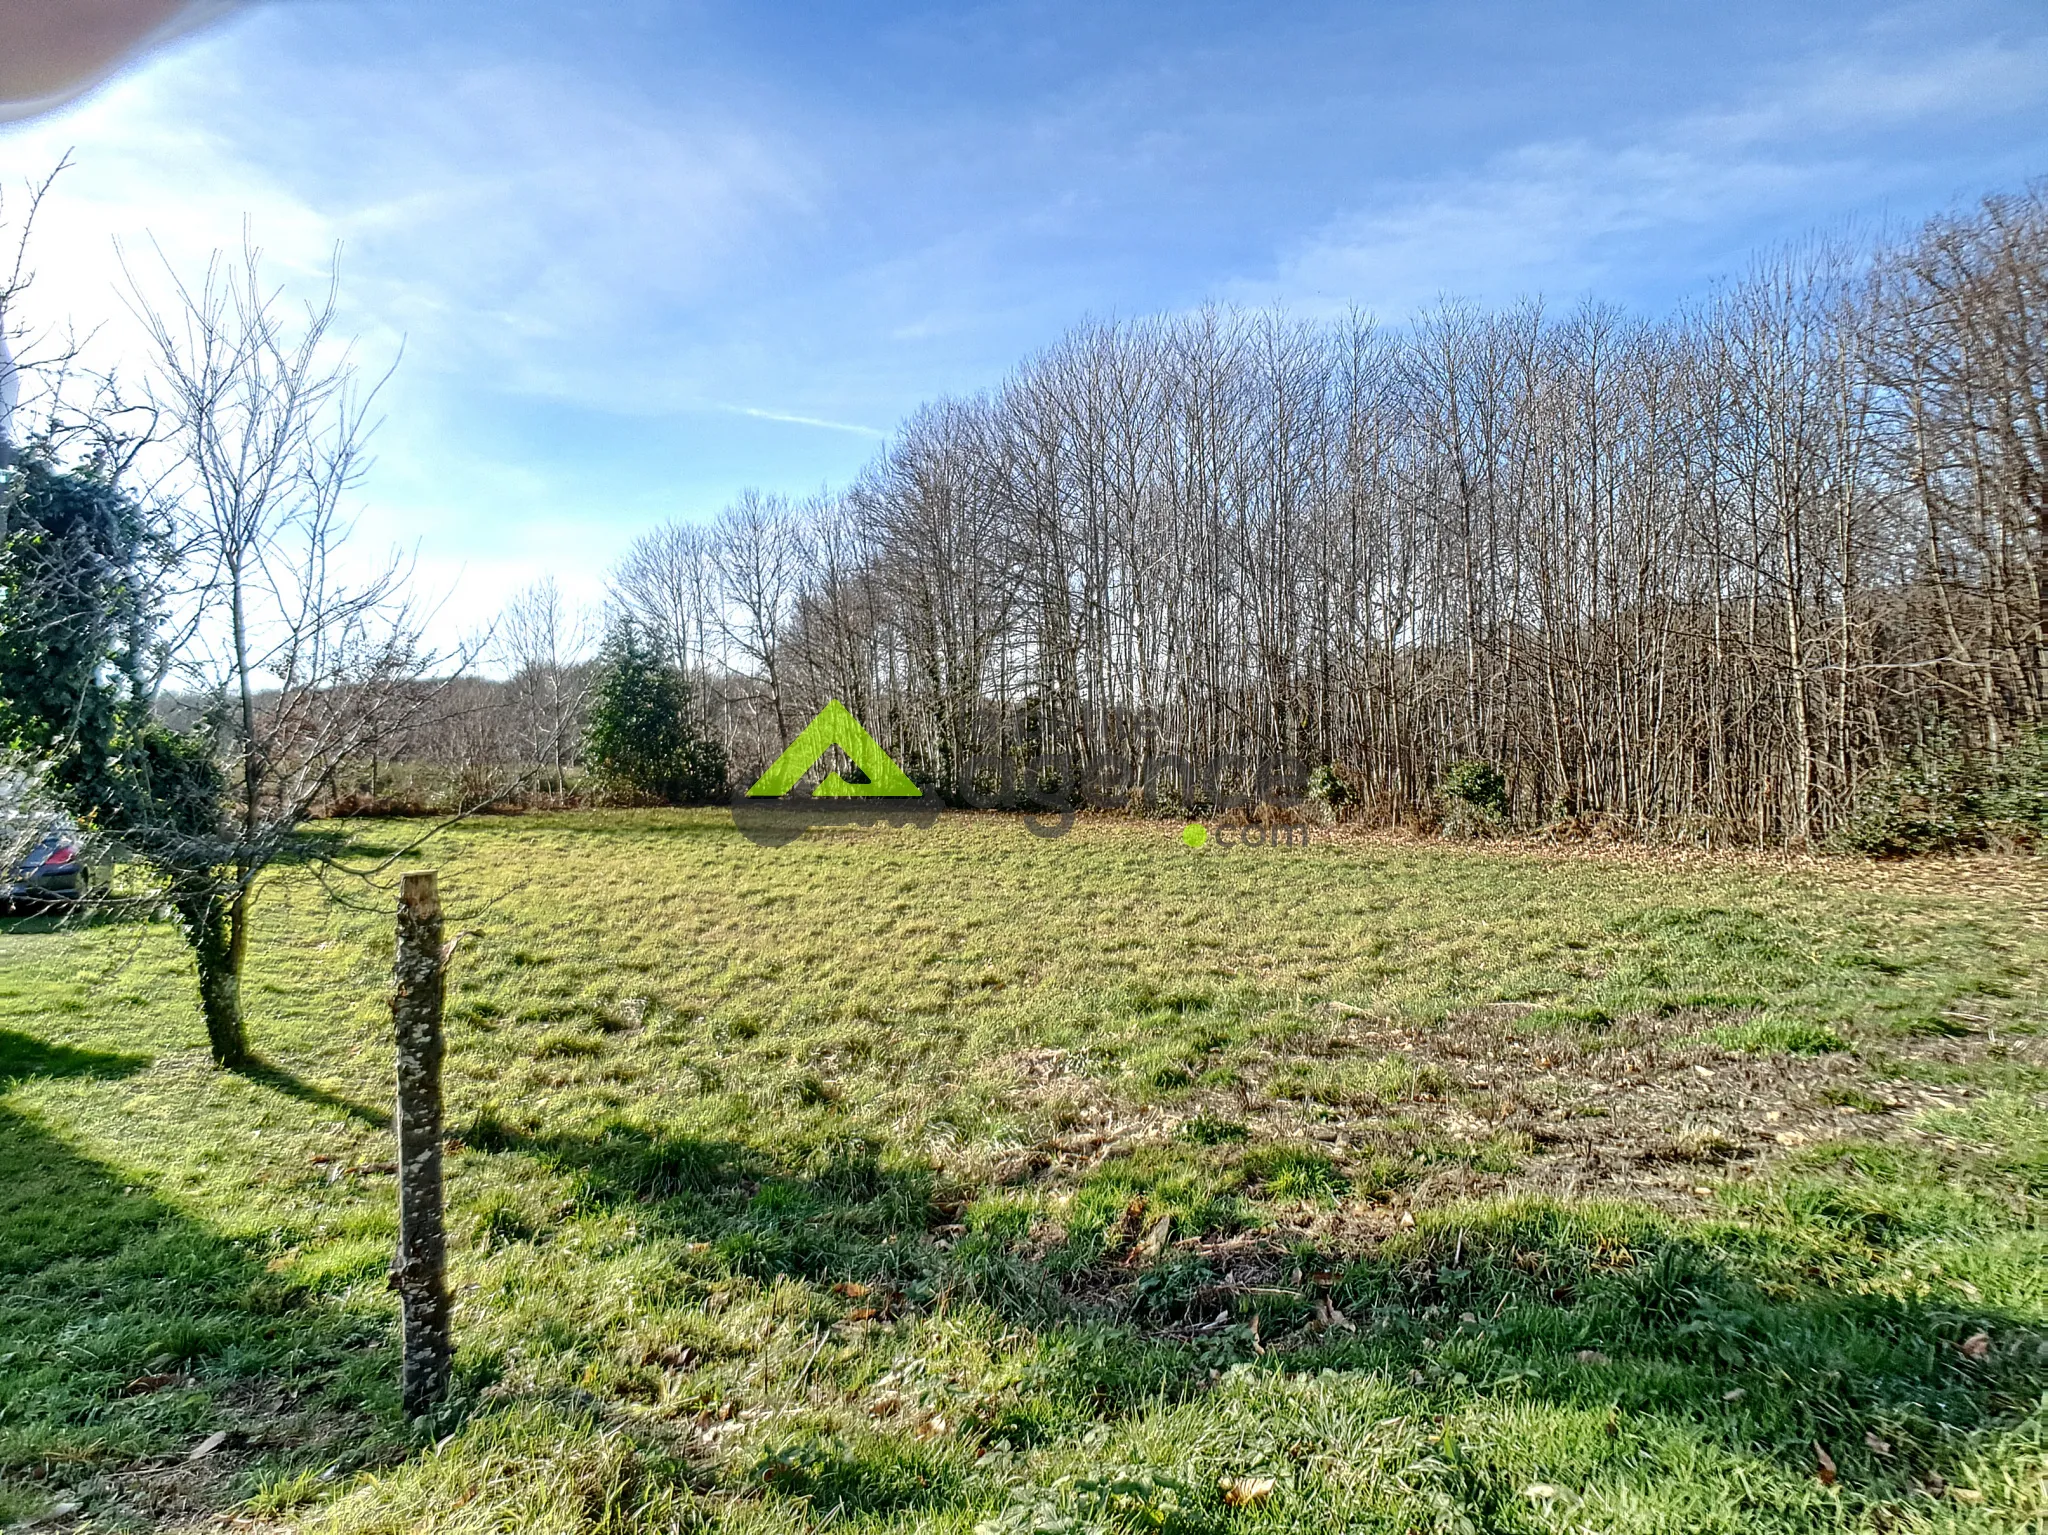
<box><xmin>389</xmin><ymin>869</ymin><xmax>451</xmax><ymax>1417</ymax></box>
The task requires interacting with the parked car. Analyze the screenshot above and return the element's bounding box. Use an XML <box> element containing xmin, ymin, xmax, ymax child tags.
<box><xmin>4</xmin><ymin>824</ymin><xmax>107</xmax><ymax>912</ymax></box>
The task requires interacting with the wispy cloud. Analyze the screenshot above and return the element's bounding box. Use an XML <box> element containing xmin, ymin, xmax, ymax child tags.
<box><xmin>5</xmin><ymin>0</ymin><xmax>2045</xmax><ymax>648</ymax></box>
<box><xmin>718</xmin><ymin>405</ymin><xmax>886</xmax><ymax>438</ymax></box>
<box><xmin>2</xmin><ymin>28</ymin><xmax>820</xmax><ymax>409</ymax></box>
<box><xmin>1244</xmin><ymin>29</ymin><xmax>2048</xmax><ymax>318</ymax></box>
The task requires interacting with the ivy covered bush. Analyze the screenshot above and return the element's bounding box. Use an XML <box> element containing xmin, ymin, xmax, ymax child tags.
<box><xmin>1836</xmin><ymin>729</ymin><xmax>2048</xmax><ymax>855</ymax></box>
<box><xmin>1438</xmin><ymin>759</ymin><xmax>1510</xmax><ymax>838</ymax></box>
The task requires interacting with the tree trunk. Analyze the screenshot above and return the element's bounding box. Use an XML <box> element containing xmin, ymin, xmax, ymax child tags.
<box><xmin>389</xmin><ymin>870</ymin><xmax>452</xmax><ymax>1419</ymax></box>
<box><xmin>179</xmin><ymin>888</ymin><xmax>247</xmax><ymax>1068</ymax></box>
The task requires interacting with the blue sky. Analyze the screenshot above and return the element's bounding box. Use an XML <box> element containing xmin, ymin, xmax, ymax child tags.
<box><xmin>4</xmin><ymin>0</ymin><xmax>2047</xmax><ymax>640</ymax></box>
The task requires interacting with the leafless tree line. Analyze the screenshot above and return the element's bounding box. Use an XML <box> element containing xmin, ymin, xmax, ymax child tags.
<box><xmin>604</xmin><ymin>188</ymin><xmax>2044</xmax><ymax>843</ymax></box>
<box><xmin>309</xmin><ymin>577</ymin><xmax>596</xmax><ymax>810</ymax></box>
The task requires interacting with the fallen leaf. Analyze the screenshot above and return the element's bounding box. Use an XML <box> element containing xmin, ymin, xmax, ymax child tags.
<box><xmin>1814</xmin><ymin>1442</ymin><xmax>1837</xmax><ymax>1486</ymax></box>
<box><xmin>1949</xmin><ymin>1487</ymin><xmax>1984</xmax><ymax>1504</ymax></box>
<box><xmin>188</xmin><ymin>1430</ymin><xmax>229</xmax><ymax>1461</ymax></box>
<box><xmin>1523</xmin><ymin>1483</ymin><xmax>1561</xmax><ymax>1501</ymax></box>
<box><xmin>1960</xmin><ymin>1331</ymin><xmax>1992</xmax><ymax>1360</ymax></box>
<box><xmin>1398</xmin><ymin>1210</ymin><xmax>1416</xmax><ymax>1228</ymax></box>
<box><xmin>1220</xmin><ymin>1476</ymin><xmax>1276</xmax><ymax>1507</ymax></box>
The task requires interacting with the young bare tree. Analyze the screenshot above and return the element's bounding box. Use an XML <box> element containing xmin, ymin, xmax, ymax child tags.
<box><xmin>122</xmin><ymin>238</ymin><xmax>458</xmax><ymax>1066</ymax></box>
<box><xmin>493</xmin><ymin>575</ymin><xmax>591</xmax><ymax>797</ymax></box>
<box><xmin>1</xmin><ymin>162</ymin><xmax>103</xmax><ymax>488</ymax></box>
<box><xmin>711</xmin><ymin>489</ymin><xmax>804</xmax><ymax>740</ymax></box>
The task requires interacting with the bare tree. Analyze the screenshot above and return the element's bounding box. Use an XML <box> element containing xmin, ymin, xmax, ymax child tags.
<box><xmin>711</xmin><ymin>489</ymin><xmax>804</xmax><ymax>739</ymax></box>
<box><xmin>123</xmin><ymin>237</ymin><xmax>459</xmax><ymax>1066</ymax></box>
<box><xmin>612</xmin><ymin>518</ymin><xmax>716</xmax><ymax>677</ymax></box>
<box><xmin>493</xmin><ymin>575</ymin><xmax>591</xmax><ymax>796</ymax></box>
<box><xmin>638</xmin><ymin>185</ymin><xmax>2044</xmax><ymax>844</ymax></box>
<box><xmin>0</xmin><ymin>161</ymin><xmax>105</xmax><ymax>487</ymax></box>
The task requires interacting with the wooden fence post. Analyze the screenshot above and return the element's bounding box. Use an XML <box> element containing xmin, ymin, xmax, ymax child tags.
<box><xmin>390</xmin><ymin>870</ymin><xmax>451</xmax><ymax>1417</ymax></box>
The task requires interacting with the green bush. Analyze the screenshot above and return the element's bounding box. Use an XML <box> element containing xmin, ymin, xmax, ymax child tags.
<box><xmin>1305</xmin><ymin>762</ymin><xmax>1351</xmax><ymax>812</ymax></box>
<box><xmin>1983</xmin><ymin>728</ymin><xmax>2048</xmax><ymax>842</ymax></box>
<box><xmin>1438</xmin><ymin>758</ymin><xmax>1509</xmax><ymax>837</ymax></box>
<box><xmin>1837</xmin><ymin>728</ymin><xmax>2047</xmax><ymax>855</ymax></box>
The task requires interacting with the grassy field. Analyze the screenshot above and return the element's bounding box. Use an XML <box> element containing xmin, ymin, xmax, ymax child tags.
<box><xmin>2</xmin><ymin>812</ymin><xmax>2045</xmax><ymax>1533</ymax></box>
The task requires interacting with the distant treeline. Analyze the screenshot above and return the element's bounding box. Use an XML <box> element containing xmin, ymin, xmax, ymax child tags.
<box><xmin>591</xmin><ymin>186</ymin><xmax>2048</xmax><ymax>844</ymax></box>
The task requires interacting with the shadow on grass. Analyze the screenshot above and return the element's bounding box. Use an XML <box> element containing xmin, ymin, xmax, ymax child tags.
<box><xmin>0</xmin><ymin>1100</ymin><xmax>400</xmax><ymax>1523</ymax></box>
<box><xmin>1306</xmin><ymin>1200</ymin><xmax>2048</xmax><ymax>1499</ymax></box>
<box><xmin>453</xmin><ymin>1110</ymin><xmax>2048</xmax><ymax>1524</ymax></box>
<box><xmin>0</xmin><ymin>899</ymin><xmax>152</xmax><ymax>937</ymax></box>
<box><xmin>238</xmin><ymin>1055</ymin><xmax>387</xmax><ymax>1129</ymax></box>
<box><xmin>469</xmin><ymin>1111</ymin><xmax>943</xmax><ymax>1276</ymax></box>
<box><xmin>0</xmin><ymin>1028</ymin><xmax>149</xmax><ymax>1085</ymax></box>
<box><xmin>466</xmin><ymin>1110</ymin><xmax>1078</xmax><ymax>1332</ymax></box>
<box><xmin>7</xmin><ymin>1072</ymin><xmax>2044</xmax><ymax>1529</ymax></box>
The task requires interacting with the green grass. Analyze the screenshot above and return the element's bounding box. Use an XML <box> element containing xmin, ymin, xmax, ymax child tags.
<box><xmin>1704</xmin><ymin>1016</ymin><xmax>1851</xmax><ymax>1055</ymax></box>
<box><xmin>1</xmin><ymin>812</ymin><xmax>2045</xmax><ymax>1531</ymax></box>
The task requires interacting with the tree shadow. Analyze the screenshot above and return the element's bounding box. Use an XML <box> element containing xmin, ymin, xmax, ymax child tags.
<box><xmin>237</xmin><ymin>1055</ymin><xmax>387</xmax><ymax>1129</ymax></box>
<box><xmin>1294</xmin><ymin>1201</ymin><xmax>2048</xmax><ymax>1510</ymax></box>
<box><xmin>0</xmin><ymin>1028</ymin><xmax>149</xmax><ymax>1085</ymax></box>
<box><xmin>0</xmin><ymin>901</ymin><xmax>148</xmax><ymax>936</ymax></box>
<box><xmin>459</xmin><ymin>1110</ymin><xmax>2048</xmax><ymax>1523</ymax></box>
<box><xmin>0</xmin><ymin>1100</ymin><xmax>397</xmax><ymax>1525</ymax></box>
<box><xmin>465</xmin><ymin>1111</ymin><xmax>944</xmax><ymax>1282</ymax></box>
<box><xmin>12</xmin><ymin>1070</ymin><xmax>2040</xmax><ymax>1529</ymax></box>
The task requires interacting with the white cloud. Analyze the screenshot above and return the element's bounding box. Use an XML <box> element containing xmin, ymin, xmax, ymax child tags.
<box><xmin>0</xmin><ymin>19</ymin><xmax>820</xmax><ymax>411</ymax></box>
<box><xmin>1247</xmin><ymin>28</ymin><xmax>2048</xmax><ymax>319</ymax></box>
